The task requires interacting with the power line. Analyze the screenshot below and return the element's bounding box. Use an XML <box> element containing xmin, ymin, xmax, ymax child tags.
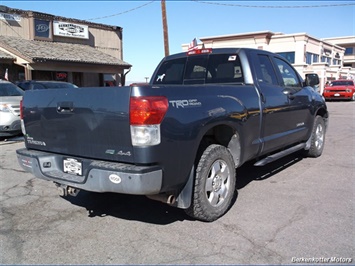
<box><xmin>191</xmin><ymin>0</ymin><xmax>355</xmax><ymax>8</ymax></box>
<box><xmin>83</xmin><ymin>0</ymin><xmax>354</xmax><ymax>22</ymax></box>
<box><xmin>85</xmin><ymin>1</ymin><xmax>156</xmax><ymax>21</ymax></box>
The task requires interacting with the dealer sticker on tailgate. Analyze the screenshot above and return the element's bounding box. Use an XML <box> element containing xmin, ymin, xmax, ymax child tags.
<box><xmin>63</xmin><ymin>158</ymin><xmax>82</xmax><ymax>176</ymax></box>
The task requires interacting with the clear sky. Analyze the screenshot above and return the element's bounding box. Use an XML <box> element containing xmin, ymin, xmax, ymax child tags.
<box><xmin>1</xmin><ymin>1</ymin><xmax>354</xmax><ymax>84</ymax></box>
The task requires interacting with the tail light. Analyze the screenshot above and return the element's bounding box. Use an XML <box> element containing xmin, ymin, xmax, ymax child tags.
<box><xmin>20</xmin><ymin>99</ymin><xmax>26</xmax><ymax>135</ymax></box>
<box><xmin>130</xmin><ymin>96</ymin><xmax>168</xmax><ymax>146</ymax></box>
<box><xmin>20</xmin><ymin>100</ymin><xmax>23</xmax><ymax>119</ymax></box>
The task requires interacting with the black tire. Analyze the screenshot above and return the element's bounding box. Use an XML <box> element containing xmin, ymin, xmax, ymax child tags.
<box><xmin>185</xmin><ymin>144</ymin><xmax>236</xmax><ymax>222</ymax></box>
<box><xmin>305</xmin><ymin>115</ymin><xmax>326</xmax><ymax>158</ymax></box>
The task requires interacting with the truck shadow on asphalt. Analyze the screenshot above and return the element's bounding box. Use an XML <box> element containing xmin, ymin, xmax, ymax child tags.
<box><xmin>64</xmin><ymin>151</ymin><xmax>305</xmax><ymax>224</ymax></box>
<box><xmin>236</xmin><ymin>150</ymin><xmax>304</xmax><ymax>189</ymax></box>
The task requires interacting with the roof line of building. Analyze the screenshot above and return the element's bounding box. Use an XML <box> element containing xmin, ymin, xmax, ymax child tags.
<box><xmin>3</xmin><ymin>5</ymin><xmax>122</xmax><ymax>32</ymax></box>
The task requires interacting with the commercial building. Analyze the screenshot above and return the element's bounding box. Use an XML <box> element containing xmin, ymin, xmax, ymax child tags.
<box><xmin>0</xmin><ymin>5</ymin><xmax>131</xmax><ymax>87</ymax></box>
<box><xmin>321</xmin><ymin>36</ymin><xmax>355</xmax><ymax>68</ymax></box>
<box><xmin>182</xmin><ymin>31</ymin><xmax>355</xmax><ymax>93</ymax></box>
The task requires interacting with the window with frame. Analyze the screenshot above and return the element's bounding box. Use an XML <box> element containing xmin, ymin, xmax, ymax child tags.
<box><xmin>345</xmin><ymin>47</ymin><xmax>353</xmax><ymax>55</ymax></box>
<box><xmin>321</xmin><ymin>56</ymin><xmax>331</xmax><ymax>64</ymax></box>
<box><xmin>313</xmin><ymin>54</ymin><xmax>319</xmax><ymax>63</ymax></box>
<box><xmin>306</xmin><ymin>52</ymin><xmax>319</xmax><ymax>65</ymax></box>
<box><xmin>332</xmin><ymin>59</ymin><xmax>341</xmax><ymax>66</ymax></box>
<box><xmin>255</xmin><ymin>54</ymin><xmax>279</xmax><ymax>86</ymax></box>
<box><xmin>274</xmin><ymin>57</ymin><xmax>301</xmax><ymax>88</ymax></box>
<box><xmin>277</xmin><ymin>52</ymin><xmax>295</xmax><ymax>64</ymax></box>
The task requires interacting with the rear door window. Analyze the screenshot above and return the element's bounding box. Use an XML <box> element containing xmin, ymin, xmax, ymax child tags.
<box><xmin>206</xmin><ymin>54</ymin><xmax>244</xmax><ymax>84</ymax></box>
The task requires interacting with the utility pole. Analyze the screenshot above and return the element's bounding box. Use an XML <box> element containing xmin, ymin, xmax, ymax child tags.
<box><xmin>161</xmin><ymin>0</ymin><xmax>169</xmax><ymax>56</ymax></box>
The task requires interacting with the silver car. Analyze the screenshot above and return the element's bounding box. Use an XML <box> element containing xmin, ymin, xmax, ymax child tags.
<box><xmin>0</xmin><ymin>80</ymin><xmax>24</xmax><ymax>137</ymax></box>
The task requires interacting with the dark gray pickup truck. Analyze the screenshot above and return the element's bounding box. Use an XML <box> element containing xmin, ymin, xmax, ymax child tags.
<box><xmin>17</xmin><ymin>48</ymin><xmax>328</xmax><ymax>221</ymax></box>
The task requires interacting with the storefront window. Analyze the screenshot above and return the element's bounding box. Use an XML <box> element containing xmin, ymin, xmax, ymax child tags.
<box><xmin>321</xmin><ymin>56</ymin><xmax>331</xmax><ymax>64</ymax></box>
<box><xmin>306</xmin><ymin>53</ymin><xmax>312</xmax><ymax>64</ymax></box>
<box><xmin>277</xmin><ymin>52</ymin><xmax>295</xmax><ymax>64</ymax></box>
<box><xmin>345</xmin><ymin>47</ymin><xmax>353</xmax><ymax>55</ymax></box>
<box><xmin>306</xmin><ymin>52</ymin><xmax>319</xmax><ymax>65</ymax></box>
<box><xmin>313</xmin><ymin>54</ymin><xmax>319</xmax><ymax>63</ymax></box>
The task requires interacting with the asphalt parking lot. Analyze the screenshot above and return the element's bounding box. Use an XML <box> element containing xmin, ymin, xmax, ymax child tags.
<box><xmin>0</xmin><ymin>101</ymin><xmax>354</xmax><ymax>265</ymax></box>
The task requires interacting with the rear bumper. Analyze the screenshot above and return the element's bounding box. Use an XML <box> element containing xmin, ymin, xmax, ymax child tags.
<box><xmin>16</xmin><ymin>148</ymin><xmax>163</xmax><ymax>195</ymax></box>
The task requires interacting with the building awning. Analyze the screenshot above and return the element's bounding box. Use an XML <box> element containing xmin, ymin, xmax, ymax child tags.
<box><xmin>0</xmin><ymin>35</ymin><xmax>131</xmax><ymax>68</ymax></box>
<box><xmin>0</xmin><ymin>49</ymin><xmax>15</xmax><ymax>61</ymax></box>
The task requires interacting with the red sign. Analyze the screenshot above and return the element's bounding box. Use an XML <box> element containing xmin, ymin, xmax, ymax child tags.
<box><xmin>56</xmin><ymin>72</ymin><xmax>67</xmax><ymax>80</ymax></box>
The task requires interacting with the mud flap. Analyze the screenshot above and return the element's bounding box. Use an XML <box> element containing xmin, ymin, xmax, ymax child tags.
<box><xmin>176</xmin><ymin>166</ymin><xmax>194</xmax><ymax>209</ymax></box>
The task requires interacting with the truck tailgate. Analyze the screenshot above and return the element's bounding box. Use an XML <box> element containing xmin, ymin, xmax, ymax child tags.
<box><xmin>22</xmin><ymin>86</ymin><xmax>134</xmax><ymax>163</ymax></box>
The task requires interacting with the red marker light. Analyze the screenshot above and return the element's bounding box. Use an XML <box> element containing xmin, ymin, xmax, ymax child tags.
<box><xmin>187</xmin><ymin>48</ymin><xmax>212</xmax><ymax>56</ymax></box>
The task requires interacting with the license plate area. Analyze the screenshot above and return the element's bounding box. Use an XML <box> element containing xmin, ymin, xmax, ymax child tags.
<box><xmin>63</xmin><ymin>158</ymin><xmax>82</xmax><ymax>176</ymax></box>
<box><xmin>334</xmin><ymin>93</ymin><xmax>340</xmax><ymax>96</ymax></box>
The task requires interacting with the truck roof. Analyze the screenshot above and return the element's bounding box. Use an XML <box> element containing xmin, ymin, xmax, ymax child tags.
<box><xmin>164</xmin><ymin>47</ymin><xmax>274</xmax><ymax>60</ymax></box>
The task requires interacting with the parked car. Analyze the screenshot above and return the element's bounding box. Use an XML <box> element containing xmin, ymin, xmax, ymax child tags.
<box><xmin>322</xmin><ymin>79</ymin><xmax>355</xmax><ymax>101</ymax></box>
<box><xmin>0</xmin><ymin>80</ymin><xmax>24</xmax><ymax>137</ymax></box>
<box><xmin>16</xmin><ymin>80</ymin><xmax>78</xmax><ymax>90</ymax></box>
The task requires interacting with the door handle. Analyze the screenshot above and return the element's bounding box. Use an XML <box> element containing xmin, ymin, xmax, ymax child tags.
<box><xmin>282</xmin><ymin>88</ymin><xmax>295</xmax><ymax>100</ymax></box>
<box><xmin>57</xmin><ymin>102</ymin><xmax>74</xmax><ymax>113</ymax></box>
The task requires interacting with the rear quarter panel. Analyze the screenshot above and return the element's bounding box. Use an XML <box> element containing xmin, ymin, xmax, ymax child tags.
<box><xmin>131</xmin><ymin>84</ymin><xmax>262</xmax><ymax>192</ymax></box>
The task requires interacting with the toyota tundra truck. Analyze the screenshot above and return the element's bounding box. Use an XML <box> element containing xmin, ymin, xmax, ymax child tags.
<box><xmin>17</xmin><ymin>48</ymin><xmax>329</xmax><ymax>222</ymax></box>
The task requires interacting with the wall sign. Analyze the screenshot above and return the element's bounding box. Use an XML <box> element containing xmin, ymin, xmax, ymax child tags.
<box><xmin>0</xmin><ymin>12</ymin><xmax>21</xmax><ymax>21</ymax></box>
<box><xmin>56</xmin><ymin>72</ymin><xmax>67</xmax><ymax>81</ymax></box>
<box><xmin>34</xmin><ymin>19</ymin><xmax>50</xmax><ymax>38</ymax></box>
<box><xmin>53</xmin><ymin>21</ymin><xmax>89</xmax><ymax>39</ymax></box>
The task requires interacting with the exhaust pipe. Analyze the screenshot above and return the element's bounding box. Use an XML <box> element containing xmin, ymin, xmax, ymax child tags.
<box><xmin>56</xmin><ymin>184</ymin><xmax>80</xmax><ymax>197</ymax></box>
<box><xmin>67</xmin><ymin>187</ymin><xmax>80</xmax><ymax>197</ymax></box>
<box><xmin>147</xmin><ymin>194</ymin><xmax>176</xmax><ymax>205</ymax></box>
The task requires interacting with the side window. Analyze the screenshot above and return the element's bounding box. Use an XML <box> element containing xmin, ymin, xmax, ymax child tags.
<box><xmin>152</xmin><ymin>58</ymin><xmax>186</xmax><ymax>85</ymax></box>
<box><xmin>274</xmin><ymin>57</ymin><xmax>301</xmax><ymax>88</ymax></box>
<box><xmin>255</xmin><ymin>54</ymin><xmax>279</xmax><ymax>86</ymax></box>
<box><xmin>206</xmin><ymin>54</ymin><xmax>244</xmax><ymax>84</ymax></box>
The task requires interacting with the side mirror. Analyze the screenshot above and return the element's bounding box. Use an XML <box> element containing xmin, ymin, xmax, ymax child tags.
<box><xmin>305</xmin><ymin>73</ymin><xmax>319</xmax><ymax>88</ymax></box>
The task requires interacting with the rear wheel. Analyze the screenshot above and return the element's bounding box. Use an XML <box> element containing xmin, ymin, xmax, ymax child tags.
<box><xmin>185</xmin><ymin>144</ymin><xmax>236</xmax><ymax>222</ymax></box>
<box><xmin>305</xmin><ymin>115</ymin><xmax>325</xmax><ymax>158</ymax></box>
